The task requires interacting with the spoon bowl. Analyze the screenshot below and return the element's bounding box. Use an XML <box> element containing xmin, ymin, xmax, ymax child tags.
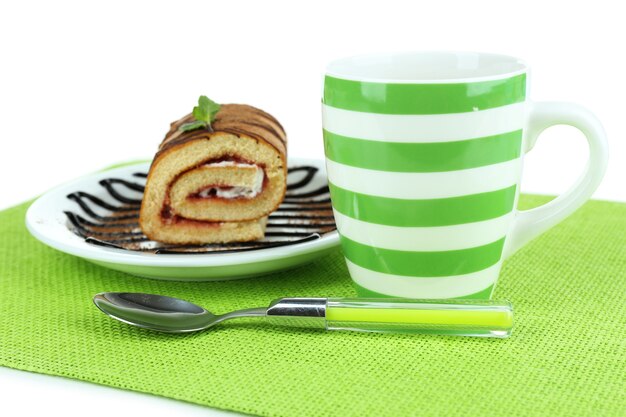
<box><xmin>94</xmin><ymin>292</ymin><xmax>217</xmax><ymax>333</ymax></box>
<box><xmin>93</xmin><ymin>292</ymin><xmax>266</xmax><ymax>333</ymax></box>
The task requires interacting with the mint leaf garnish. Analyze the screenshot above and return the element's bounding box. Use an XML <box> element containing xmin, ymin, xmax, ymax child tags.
<box><xmin>180</xmin><ymin>120</ymin><xmax>209</xmax><ymax>132</ymax></box>
<box><xmin>195</xmin><ymin>95</ymin><xmax>220</xmax><ymax>123</ymax></box>
<box><xmin>179</xmin><ymin>95</ymin><xmax>221</xmax><ymax>133</ymax></box>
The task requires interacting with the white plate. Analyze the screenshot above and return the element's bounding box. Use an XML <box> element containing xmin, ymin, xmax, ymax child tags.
<box><xmin>26</xmin><ymin>158</ymin><xmax>339</xmax><ymax>281</ymax></box>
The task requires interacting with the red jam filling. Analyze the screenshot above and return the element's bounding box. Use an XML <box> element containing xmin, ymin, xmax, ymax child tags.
<box><xmin>159</xmin><ymin>154</ymin><xmax>269</xmax><ymax>223</ymax></box>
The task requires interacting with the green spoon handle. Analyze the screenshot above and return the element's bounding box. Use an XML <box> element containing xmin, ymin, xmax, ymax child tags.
<box><xmin>326</xmin><ymin>298</ymin><xmax>513</xmax><ymax>338</ymax></box>
<box><xmin>266</xmin><ymin>298</ymin><xmax>513</xmax><ymax>338</ymax></box>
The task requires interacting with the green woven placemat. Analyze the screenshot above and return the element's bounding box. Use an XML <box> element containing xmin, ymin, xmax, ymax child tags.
<box><xmin>1</xmin><ymin>195</ymin><xmax>625</xmax><ymax>417</ymax></box>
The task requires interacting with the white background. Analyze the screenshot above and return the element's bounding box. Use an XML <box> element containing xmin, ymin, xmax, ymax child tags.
<box><xmin>0</xmin><ymin>0</ymin><xmax>624</xmax><ymax>416</ymax></box>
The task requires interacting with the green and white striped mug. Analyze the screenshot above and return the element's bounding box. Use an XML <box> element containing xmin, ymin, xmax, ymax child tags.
<box><xmin>322</xmin><ymin>51</ymin><xmax>608</xmax><ymax>299</ymax></box>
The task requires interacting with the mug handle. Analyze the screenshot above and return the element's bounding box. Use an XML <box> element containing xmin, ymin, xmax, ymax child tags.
<box><xmin>502</xmin><ymin>102</ymin><xmax>609</xmax><ymax>258</ymax></box>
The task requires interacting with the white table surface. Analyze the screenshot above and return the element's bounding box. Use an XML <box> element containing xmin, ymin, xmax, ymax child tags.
<box><xmin>1</xmin><ymin>1</ymin><xmax>625</xmax><ymax>416</ymax></box>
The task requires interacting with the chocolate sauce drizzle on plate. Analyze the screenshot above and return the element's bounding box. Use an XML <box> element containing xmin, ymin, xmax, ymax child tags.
<box><xmin>64</xmin><ymin>166</ymin><xmax>337</xmax><ymax>254</ymax></box>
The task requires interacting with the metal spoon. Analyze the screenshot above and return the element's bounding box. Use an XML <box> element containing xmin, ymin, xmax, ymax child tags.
<box><xmin>93</xmin><ymin>292</ymin><xmax>513</xmax><ymax>337</ymax></box>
